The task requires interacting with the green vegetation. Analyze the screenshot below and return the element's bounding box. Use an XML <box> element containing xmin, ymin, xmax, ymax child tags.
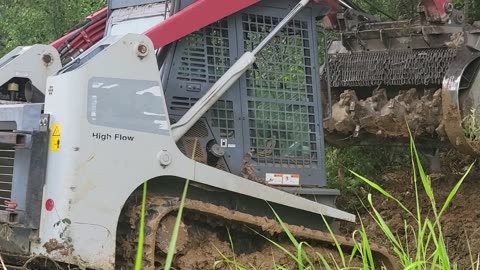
<box><xmin>463</xmin><ymin>107</ymin><xmax>480</xmax><ymax>141</ymax></box>
<box><xmin>351</xmin><ymin>0</ymin><xmax>480</xmax><ymax>22</ymax></box>
<box><xmin>0</xmin><ymin>0</ymin><xmax>104</xmax><ymax>55</ymax></box>
<box><xmin>134</xmin><ymin>183</ymin><xmax>147</xmax><ymax>270</ymax></box>
<box><xmin>351</xmin><ymin>131</ymin><xmax>474</xmax><ymax>269</ymax></box>
<box><xmin>325</xmin><ymin>145</ymin><xmax>410</xmax><ymax>210</ymax></box>
<box><xmin>206</xmin><ymin>133</ymin><xmax>475</xmax><ymax>269</ymax></box>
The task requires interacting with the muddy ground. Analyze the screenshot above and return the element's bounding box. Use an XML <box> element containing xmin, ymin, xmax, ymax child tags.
<box><xmin>338</xmin><ymin>152</ymin><xmax>480</xmax><ymax>269</ymax></box>
<box><xmin>166</xmin><ymin>151</ymin><xmax>480</xmax><ymax>269</ymax></box>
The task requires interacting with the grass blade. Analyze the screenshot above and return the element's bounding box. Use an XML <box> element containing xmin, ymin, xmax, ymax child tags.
<box><xmin>164</xmin><ymin>138</ymin><xmax>198</xmax><ymax>270</ymax></box>
<box><xmin>438</xmin><ymin>162</ymin><xmax>474</xmax><ymax>218</ymax></box>
<box><xmin>319</xmin><ymin>213</ymin><xmax>346</xmax><ymax>267</ymax></box>
<box><xmin>267</xmin><ymin>203</ymin><xmax>300</xmax><ymax>247</ymax></box>
<box><xmin>350</xmin><ymin>170</ymin><xmax>414</xmax><ymax>218</ymax></box>
<box><xmin>134</xmin><ymin>182</ymin><xmax>147</xmax><ymax>270</ymax></box>
<box><xmin>249</xmin><ymin>227</ymin><xmax>298</xmax><ymax>263</ymax></box>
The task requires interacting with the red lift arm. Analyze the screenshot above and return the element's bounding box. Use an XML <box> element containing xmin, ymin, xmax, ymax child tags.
<box><xmin>49</xmin><ymin>0</ymin><xmax>450</xmax><ymax>60</ymax></box>
<box><xmin>422</xmin><ymin>0</ymin><xmax>449</xmax><ymax>21</ymax></box>
<box><xmin>50</xmin><ymin>0</ymin><xmax>341</xmax><ymax>57</ymax></box>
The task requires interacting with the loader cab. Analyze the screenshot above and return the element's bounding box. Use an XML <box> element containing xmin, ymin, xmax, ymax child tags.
<box><xmin>160</xmin><ymin>0</ymin><xmax>332</xmax><ymax>192</ymax></box>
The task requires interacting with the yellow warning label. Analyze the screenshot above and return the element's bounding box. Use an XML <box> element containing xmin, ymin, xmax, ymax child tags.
<box><xmin>50</xmin><ymin>123</ymin><xmax>61</xmax><ymax>151</ymax></box>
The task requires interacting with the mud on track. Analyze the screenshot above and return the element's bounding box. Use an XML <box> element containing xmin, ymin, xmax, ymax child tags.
<box><xmin>116</xmin><ymin>195</ymin><xmax>394</xmax><ymax>269</ymax></box>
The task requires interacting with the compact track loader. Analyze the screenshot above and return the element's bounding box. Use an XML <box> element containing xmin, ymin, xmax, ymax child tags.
<box><xmin>3</xmin><ymin>0</ymin><xmax>473</xmax><ymax>268</ymax></box>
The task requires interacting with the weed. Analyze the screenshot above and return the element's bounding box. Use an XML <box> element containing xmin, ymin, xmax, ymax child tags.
<box><xmin>134</xmin><ymin>182</ymin><xmax>147</xmax><ymax>270</ymax></box>
<box><xmin>350</xmin><ymin>129</ymin><xmax>474</xmax><ymax>269</ymax></box>
<box><xmin>463</xmin><ymin>107</ymin><xmax>480</xmax><ymax>141</ymax></box>
<box><xmin>212</xmin><ymin>131</ymin><xmax>474</xmax><ymax>269</ymax></box>
<box><xmin>325</xmin><ymin>145</ymin><xmax>409</xmax><ymax>211</ymax></box>
<box><xmin>138</xmin><ymin>132</ymin><xmax>474</xmax><ymax>269</ymax></box>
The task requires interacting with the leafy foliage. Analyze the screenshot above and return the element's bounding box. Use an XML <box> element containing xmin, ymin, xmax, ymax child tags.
<box><xmin>324</xmin><ymin>145</ymin><xmax>410</xmax><ymax>210</ymax></box>
<box><xmin>0</xmin><ymin>0</ymin><xmax>105</xmax><ymax>55</ymax></box>
<box><xmin>351</xmin><ymin>0</ymin><xmax>480</xmax><ymax>21</ymax></box>
<box><xmin>463</xmin><ymin>107</ymin><xmax>480</xmax><ymax>141</ymax></box>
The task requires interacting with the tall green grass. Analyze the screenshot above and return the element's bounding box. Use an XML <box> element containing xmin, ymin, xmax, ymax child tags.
<box><xmin>350</xmin><ymin>129</ymin><xmax>474</xmax><ymax>269</ymax></box>
<box><xmin>137</xmin><ymin>134</ymin><xmax>474</xmax><ymax>269</ymax></box>
<box><xmin>212</xmin><ymin>133</ymin><xmax>475</xmax><ymax>269</ymax></box>
<box><xmin>134</xmin><ymin>182</ymin><xmax>147</xmax><ymax>270</ymax></box>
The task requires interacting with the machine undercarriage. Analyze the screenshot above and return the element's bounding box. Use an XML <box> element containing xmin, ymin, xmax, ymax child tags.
<box><xmin>115</xmin><ymin>182</ymin><xmax>395</xmax><ymax>269</ymax></box>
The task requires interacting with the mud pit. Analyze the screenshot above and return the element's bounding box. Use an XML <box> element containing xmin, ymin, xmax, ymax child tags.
<box><xmin>339</xmin><ymin>161</ymin><xmax>480</xmax><ymax>269</ymax></box>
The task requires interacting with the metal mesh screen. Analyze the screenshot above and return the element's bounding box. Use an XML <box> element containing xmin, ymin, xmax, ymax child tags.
<box><xmin>181</xmin><ymin>138</ymin><xmax>206</xmax><ymax>163</ymax></box>
<box><xmin>211</xmin><ymin>100</ymin><xmax>235</xmax><ymax>138</ymax></box>
<box><xmin>177</xmin><ymin>121</ymin><xmax>209</xmax><ymax>163</ymax></box>
<box><xmin>176</xmin><ymin>19</ymin><xmax>230</xmax><ymax>84</ymax></box>
<box><xmin>165</xmin><ymin>4</ymin><xmax>326</xmax><ymax>184</ymax></box>
<box><xmin>176</xmin><ymin>31</ymin><xmax>207</xmax><ymax>83</ymax></box>
<box><xmin>184</xmin><ymin>120</ymin><xmax>209</xmax><ymax>138</ymax></box>
<box><xmin>206</xmin><ymin>20</ymin><xmax>230</xmax><ymax>83</ymax></box>
<box><xmin>0</xmin><ymin>147</ymin><xmax>13</xmax><ymax>208</ymax></box>
<box><xmin>242</xmin><ymin>13</ymin><xmax>318</xmax><ymax>167</ymax></box>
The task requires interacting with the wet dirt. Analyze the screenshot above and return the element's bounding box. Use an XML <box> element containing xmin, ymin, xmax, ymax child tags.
<box><xmin>324</xmin><ymin>88</ymin><xmax>445</xmax><ymax>139</ymax></box>
<box><xmin>117</xmin><ymin>195</ymin><xmax>384</xmax><ymax>270</ymax></box>
<box><xmin>43</xmin><ymin>239</ymin><xmax>65</xmax><ymax>254</ymax></box>
<box><xmin>174</xmin><ymin>218</ymin><xmax>356</xmax><ymax>270</ymax></box>
<box><xmin>338</xmin><ymin>159</ymin><xmax>480</xmax><ymax>269</ymax></box>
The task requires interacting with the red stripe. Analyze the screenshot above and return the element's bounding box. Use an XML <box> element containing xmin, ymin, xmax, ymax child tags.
<box><xmin>144</xmin><ymin>0</ymin><xmax>260</xmax><ymax>49</ymax></box>
<box><xmin>422</xmin><ymin>0</ymin><xmax>447</xmax><ymax>19</ymax></box>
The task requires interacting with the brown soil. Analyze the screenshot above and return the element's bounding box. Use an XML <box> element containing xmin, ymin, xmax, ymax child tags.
<box><xmin>164</xmin><ymin>208</ymin><xmax>366</xmax><ymax>269</ymax></box>
<box><xmin>338</xmin><ymin>162</ymin><xmax>480</xmax><ymax>269</ymax></box>
<box><xmin>117</xmin><ymin>195</ymin><xmax>373</xmax><ymax>270</ymax></box>
<box><xmin>116</xmin><ymin>152</ymin><xmax>479</xmax><ymax>269</ymax></box>
<box><xmin>174</xmin><ymin>219</ymin><xmax>364</xmax><ymax>270</ymax></box>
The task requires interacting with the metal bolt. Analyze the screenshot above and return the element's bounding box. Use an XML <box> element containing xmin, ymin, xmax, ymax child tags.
<box><xmin>42</xmin><ymin>54</ymin><xmax>53</xmax><ymax>65</ymax></box>
<box><xmin>136</xmin><ymin>43</ymin><xmax>149</xmax><ymax>57</ymax></box>
<box><xmin>444</xmin><ymin>2</ymin><xmax>454</xmax><ymax>13</ymax></box>
<box><xmin>209</xmin><ymin>143</ymin><xmax>225</xmax><ymax>158</ymax></box>
<box><xmin>455</xmin><ymin>13</ymin><xmax>464</xmax><ymax>24</ymax></box>
<box><xmin>158</xmin><ymin>150</ymin><xmax>172</xmax><ymax>167</ymax></box>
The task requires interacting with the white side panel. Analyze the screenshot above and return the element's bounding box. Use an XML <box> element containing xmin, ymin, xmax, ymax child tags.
<box><xmin>0</xmin><ymin>44</ymin><xmax>61</xmax><ymax>93</ymax></box>
<box><xmin>32</xmin><ymin>34</ymin><xmax>353</xmax><ymax>269</ymax></box>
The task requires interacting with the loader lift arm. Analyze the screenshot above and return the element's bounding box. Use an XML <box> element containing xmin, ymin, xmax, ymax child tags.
<box><xmin>48</xmin><ymin>0</ymin><xmax>454</xmax><ymax>65</ymax></box>
<box><xmin>50</xmin><ymin>0</ymin><xmax>342</xmax><ymax>63</ymax></box>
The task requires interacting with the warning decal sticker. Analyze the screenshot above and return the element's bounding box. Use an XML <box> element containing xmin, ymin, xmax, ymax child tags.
<box><xmin>50</xmin><ymin>123</ymin><xmax>61</xmax><ymax>151</ymax></box>
<box><xmin>265</xmin><ymin>173</ymin><xmax>300</xmax><ymax>186</ymax></box>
